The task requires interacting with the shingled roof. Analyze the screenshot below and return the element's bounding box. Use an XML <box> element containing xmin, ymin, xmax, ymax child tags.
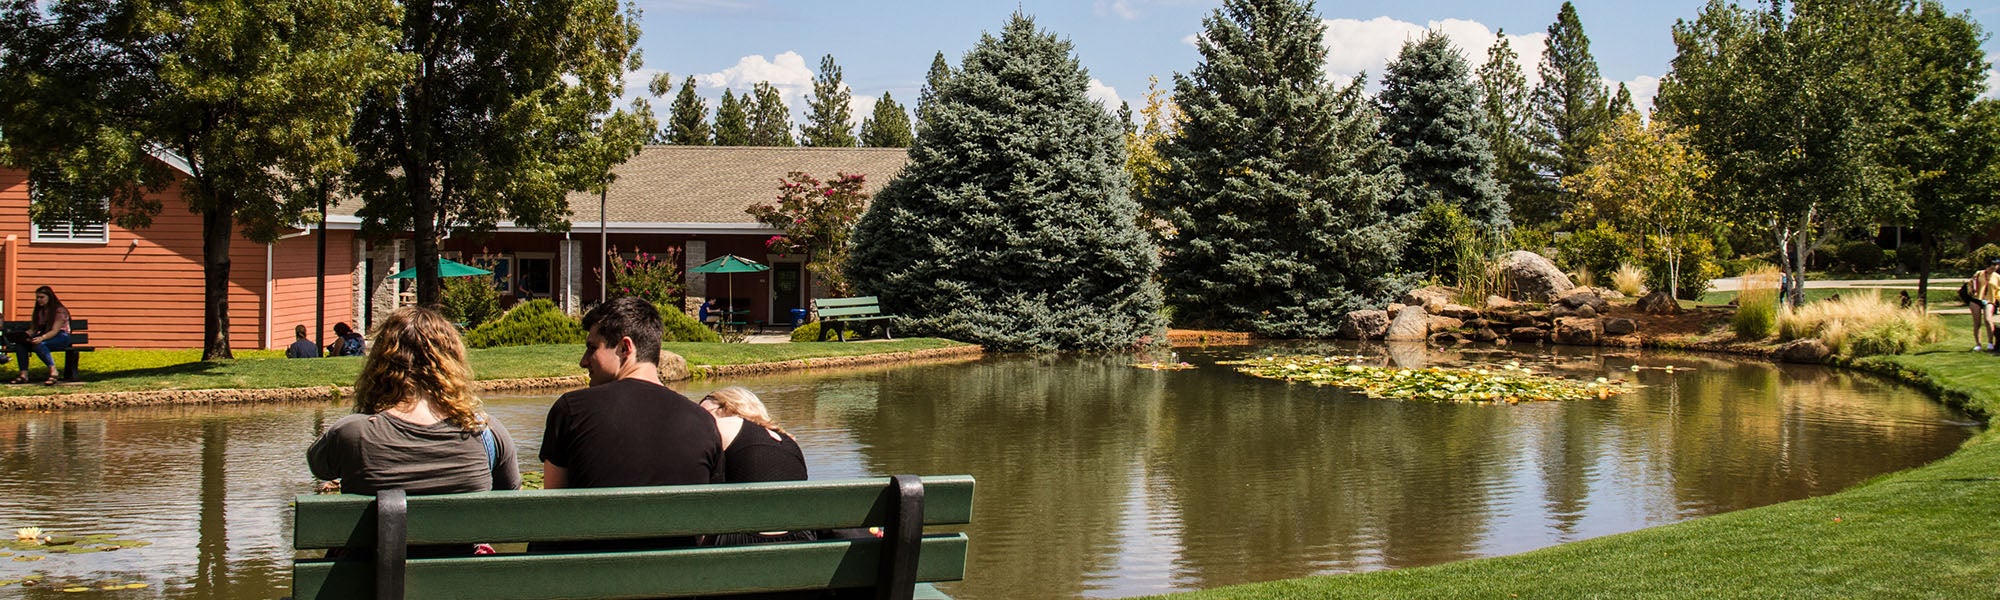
<box><xmin>329</xmin><ymin>146</ymin><xmax>909</xmax><ymax>227</ymax></box>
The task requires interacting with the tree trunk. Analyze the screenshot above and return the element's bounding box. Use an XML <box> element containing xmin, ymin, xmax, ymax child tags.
<box><xmin>201</xmin><ymin>197</ymin><xmax>235</xmax><ymax>360</ymax></box>
<box><xmin>1918</xmin><ymin>236</ymin><xmax>1936</xmax><ymax>310</ymax></box>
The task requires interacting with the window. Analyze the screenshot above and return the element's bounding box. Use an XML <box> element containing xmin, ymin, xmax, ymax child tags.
<box><xmin>27</xmin><ymin>193</ymin><xmax>110</xmax><ymax>244</ymax></box>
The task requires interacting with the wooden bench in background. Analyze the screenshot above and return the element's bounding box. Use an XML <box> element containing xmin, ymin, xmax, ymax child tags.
<box><xmin>814</xmin><ymin>296</ymin><xmax>896</xmax><ymax>342</ymax></box>
<box><xmin>292</xmin><ymin>475</ymin><xmax>975</xmax><ymax>600</ymax></box>
<box><xmin>2</xmin><ymin>319</ymin><xmax>92</xmax><ymax>381</ymax></box>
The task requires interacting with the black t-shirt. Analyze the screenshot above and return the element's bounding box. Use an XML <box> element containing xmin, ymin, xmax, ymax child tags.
<box><xmin>724</xmin><ymin>421</ymin><xmax>808</xmax><ymax>483</ymax></box>
<box><xmin>539</xmin><ymin>378</ymin><xmax>724</xmax><ymax>488</ymax></box>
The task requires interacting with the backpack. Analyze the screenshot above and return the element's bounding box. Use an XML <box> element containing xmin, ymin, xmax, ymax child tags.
<box><xmin>338</xmin><ymin>334</ymin><xmax>364</xmax><ymax>357</ymax></box>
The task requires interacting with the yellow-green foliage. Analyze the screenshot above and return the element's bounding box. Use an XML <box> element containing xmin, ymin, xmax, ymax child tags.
<box><xmin>1733</xmin><ymin>264</ymin><xmax>1783</xmax><ymax>339</ymax></box>
<box><xmin>1571</xmin><ymin>266</ymin><xmax>1596</xmax><ymax>288</ymax></box>
<box><xmin>1779</xmin><ymin>291</ymin><xmax>1944</xmax><ymax>357</ymax></box>
<box><xmin>658</xmin><ymin>304</ymin><xmax>721</xmax><ymax>343</ymax></box>
<box><xmin>463</xmin><ymin>300</ymin><xmax>585</xmax><ymax>349</ymax></box>
<box><xmin>1611</xmin><ymin>263</ymin><xmax>1647</xmax><ymax>297</ymax></box>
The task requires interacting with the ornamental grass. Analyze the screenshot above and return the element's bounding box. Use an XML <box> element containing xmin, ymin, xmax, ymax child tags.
<box><xmin>1778</xmin><ymin>290</ymin><xmax>1944</xmax><ymax>357</ymax></box>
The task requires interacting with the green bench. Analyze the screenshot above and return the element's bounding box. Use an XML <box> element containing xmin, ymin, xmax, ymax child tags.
<box><xmin>2</xmin><ymin>319</ymin><xmax>92</xmax><ymax>381</ymax></box>
<box><xmin>813</xmin><ymin>296</ymin><xmax>896</xmax><ymax>342</ymax></box>
<box><xmin>292</xmin><ymin>475</ymin><xmax>974</xmax><ymax>600</ymax></box>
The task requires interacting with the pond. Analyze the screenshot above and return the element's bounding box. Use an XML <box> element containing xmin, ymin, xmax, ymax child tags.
<box><xmin>0</xmin><ymin>342</ymin><xmax>1978</xmax><ymax>599</ymax></box>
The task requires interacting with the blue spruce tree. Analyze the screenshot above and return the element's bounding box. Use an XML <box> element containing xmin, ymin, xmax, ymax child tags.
<box><xmin>847</xmin><ymin>14</ymin><xmax>1163</xmax><ymax>351</ymax></box>
<box><xmin>1158</xmin><ymin>0</ymin><xmax>1411</xmax><ymax>338</ymax></box>
<box><xmin>1380</xmin><ymin>30</ymin><xmax>1508</xmax><ymax>230</ymax></box>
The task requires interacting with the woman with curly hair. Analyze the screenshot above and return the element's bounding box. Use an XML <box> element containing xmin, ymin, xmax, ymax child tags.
<box><xmin>308</xmin><ymin>306</ymin><xmax>521</xmax><ymax>496</ymax></box>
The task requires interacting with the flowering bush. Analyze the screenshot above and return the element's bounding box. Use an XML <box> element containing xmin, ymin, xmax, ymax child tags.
<box><xmin>598</xmin><ymin>246</ymin><xmax>684</xmax><ymax>306</ymax></box>
<box><xmin>747</xmin><ymin>171</ymin><xmax>869</xmax><ymax>297</ymax></box>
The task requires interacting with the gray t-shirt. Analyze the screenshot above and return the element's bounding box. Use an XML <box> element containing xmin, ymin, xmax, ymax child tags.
<box><xmin>307</xmin><ymin>411</ymin><xmax>522</xmax><ymax>496</ymax></box>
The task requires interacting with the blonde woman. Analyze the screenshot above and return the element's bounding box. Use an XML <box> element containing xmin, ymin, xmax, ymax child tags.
<box><xmin>308</xmin><ymin>306</ymin><xmax>521</xmax><ymax>496</ymax></box>
<box><xmin>699</xmin><ymin>386</ymin><xmax>808</xmax><ymax>484</ymax></box>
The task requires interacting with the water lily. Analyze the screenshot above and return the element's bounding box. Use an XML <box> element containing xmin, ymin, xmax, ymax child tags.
<box><xmin>14</xmin><ymin>528</ymin><xmax>40</xmax><ymax>543</ymax></box>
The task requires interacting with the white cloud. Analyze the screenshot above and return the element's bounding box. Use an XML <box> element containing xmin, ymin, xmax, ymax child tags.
<box><xmin>697</xmin><ymin>51</ymin><xmax>817</xmax><ymax>112</ymax></box>
<box><xmin>1094</xmin><ymin>0</ymin><xmax>1140</xmax><ymax>20</ymax></box>
<box><xmin>1087</xmin><ymin>79</ymin><xmax>1124</xmax><ymax>110</ymax></box>
<box><xmin>1320</xmin><ymin>17</ymin><xmax>1546</xmax><ymax>90</ymax></box>
<box><xmin>1181</xmin><ymin>32</ymin><xmax>1201</xmax><ymax>47</ymax></box>
<box><xmin>847</xmin><ymin>93</ymin><xmax>877</xmax><ymax>130</ymax></box>
<box><xmin>1985</xmin><ymin>67</ymin><xmax>2000</xmax><ymax>100</ymax></box>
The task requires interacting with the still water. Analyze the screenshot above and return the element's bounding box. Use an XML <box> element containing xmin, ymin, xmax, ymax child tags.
<box><xmin>0</xmin><ymin>343</ymin><xmax>1978</xmax><ymax>599</ymax></box>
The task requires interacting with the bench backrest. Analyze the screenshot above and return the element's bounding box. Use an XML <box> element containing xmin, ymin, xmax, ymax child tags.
<box><xmin>293</xmin><ymin>475</ymin><xmax>974</xmax><ymax>600</ymax></box>
<box><xmin>815</xmin><ymin>297</ymin><xmax>884</xmax><ymax>319</ymax></box>
<box><xmin>3</xmin><ymin>319</ymin><xmax>87</xmax><ymax>345</ymax></box>
<box><xmin>813</xmin><ymin>296</ymin><xmax>880</xmax><ymax>310</ymax></box>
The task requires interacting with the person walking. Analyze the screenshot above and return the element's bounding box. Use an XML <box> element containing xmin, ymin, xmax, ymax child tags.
<box><xmin>1971</xmin><ymin>260</ymin><xmax>2000</xmax><ymax>351</ymax></box>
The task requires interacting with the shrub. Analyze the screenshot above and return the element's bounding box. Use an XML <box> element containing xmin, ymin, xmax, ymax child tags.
<box><xmin>463</xmin><ymin>300</ymin><xmax>585</xmax><ymax>349</ymax></box>
<box><xmin>1777</xmin><ymin>291</ymin><xmax>1944</xmax><ymax>357</ymax></box>
<box><xmin>1643</xmin><ymin>233</ymin><xmax>1722</xmax><ymax>300</ymax></box>
<box><xmin>1967</xmin><ymin>243</ymin><xmax>2000</xmax><ymax>270</ymax></box>
<box><xmin>1733</xmin><ymin>264</ymin><xmax>1782</xmax><ymax>339</ymax></box>
<box><xmin>1835</xmin><ymin>240</ymin><xmax>1886</xmax><ymax>272</ymax></box>
<box><xmin>600</xmin><ymin>246</ymin><xmax>685</xmax><ymax>307</ymax></box>
<box><xmin>1553</xmin><ymin>222</ymin><xmax>1635</xmax><ymax>276</ymax></box>
<box><xmin>1404</xmin><ymin>202</ymin><xmax>1479</xmax><ymax>282</ymax></box>
<box><xmin>660</xmin><ymin>303</ymin><xmax>720</xmax><ymax>343</ymax></box>
<box><xmin>790</xmin><ymin>321</ymin><xmax>822</xmax><ymax>343</ymax></box>
<box><xmin>440</xmin><ymin>275</ymin><xmax>501</xmax><ymax>329</ymax></box>
<box><xmin>1611</xmin><ymin>263</ymin><xmax>1647</xmax><ymax>297</ymax></box>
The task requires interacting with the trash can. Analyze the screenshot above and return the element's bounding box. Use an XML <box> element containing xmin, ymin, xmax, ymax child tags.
<box><xmin>789</xmin><ymin>308</ymin><xmax>808</xmax><ymax>329</ymax></box>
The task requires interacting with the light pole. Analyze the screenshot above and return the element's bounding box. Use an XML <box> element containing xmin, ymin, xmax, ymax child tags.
<box><xmin>599</xmin><ymin>187</ymin><xmax>607</xmax><ymax>304</ymax></box>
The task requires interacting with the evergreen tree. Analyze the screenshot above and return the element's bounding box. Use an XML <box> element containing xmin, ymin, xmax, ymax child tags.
<box><xmin>1609</xmin><ymin>82</ymin><xmax>1637</xmax><ymax>117</ymax></box>
<box><xmin>858</xmin><ymin>92</ymin><xmax>915</xmax><ymax>147</ymax></box>
<box><xmin>1527</xmin><ymin>1</ymin><xmax>1613</xmax><ymax>224</ymax></box>
<box><xmin>847</xmin><ymin>13</ymin><xmax>1162</xmax><ymax>351</ymax></box>
<box><xmin>1158</xmin><ymin>0</ymin><xmax>1410</xmax><ymax>338</ymax></box>
<box><xmin>916</xmin><ymin>51</ymin><xmax>952</xmax><ymax>128</ymax></box>
<box><xmin>1378</xmin><ymin>30</ymin><xmax>1508</xmax><ymax>230</ymax></box>
<box><xmin>714</xmin><ymin>89</ymin><xmax>751</xmax><ymax>145</ymax></box>
<box><xmin>802</xmin><ymin>55</ymin><xmax>857</xmax><ymax>147</ymax></box>
<box><xmin>1478</xmin><ymin>31</ymin><xmax>1546</xmax><ymax>228</ymax></box>
<box><xmin>667</xmin><ymin>76</ymin><xmax>712</xmax><ymax>145</ymax></box>
<box><xmin>747</xmin><ymin>81</ymin><xmax>795</xmax><ymax>146</ymax></box>
<box><xmin>1117</xmin><ymin>101</ymin><xmax>1136</xmax><ymax>135</ymax></box>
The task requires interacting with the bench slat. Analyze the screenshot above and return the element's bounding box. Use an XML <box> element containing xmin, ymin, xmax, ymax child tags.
<box><xmin>818</xmin><ymin>306</ymin><xmax>885</xmax><ymax>318</ymax></box>
<box><xmin>295</xmin><ymin>476</ymin><xmax>975</xmax><ymax>549</ymax></box>
<box><xmin>811</xmin><ymin>297</ymin><xmax>879</xmax><ymax>309</ymax></box>
<box><xmin>293</xmin><ymin>534</ymin><xmax>969</xmax><ymax>600</ymax></box>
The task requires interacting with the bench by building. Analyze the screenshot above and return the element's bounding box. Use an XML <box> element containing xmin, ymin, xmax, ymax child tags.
<box><xmin>292</xmin><ymin>475</ymin><xmax>974</xmax><ymax>600</ymax></box>
<box><xmin>2</xmin><ymin>319</ymin><xmax>92</xmax><ymax>381</ymax></box>
<box><xmin>813</xmin><ymin>296</ymin><xmax>896</xmax><ymax>342</ymax></box>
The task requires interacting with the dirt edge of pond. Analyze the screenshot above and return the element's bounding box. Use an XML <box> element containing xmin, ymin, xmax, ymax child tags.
<box><xmin>0</xmin><ymin>345</ymin><xmax>985</xmax><ymax>410</ymax></box>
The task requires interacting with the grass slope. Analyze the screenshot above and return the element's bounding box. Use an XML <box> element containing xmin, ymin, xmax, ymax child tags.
<box><xmin>0</xmin><ymin>339</ymin><xmax>968</xmax><ymax>397</ymax></box>
<box><xmin>1144</xmin><ymin>315</ymin><xmax>2000</xmax><ymax>600</ymax></box>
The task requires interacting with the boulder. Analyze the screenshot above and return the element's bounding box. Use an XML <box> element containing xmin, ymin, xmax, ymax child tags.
<box><xmin>1385</xmin><ymin>306</ymin><xmax>1431</xmax><ymax>341</ymax></box>
<box><xmin>1439</xmin><ymin>303</ymin><xmax>1481</xmax><ymax>320</ymax></box>
<box><xmin>1337</xmin><ymin>309</ymin><xmax>1392</xmax><ymax>340</ymax></box>
<box><xmin>1556</xmin><ymin>287</ymin><xmax>1610</xmax><ymax>312</ymax></box>
<box><xmin>1430</xmin><ymin>331</ymin><xmax>1466</xmax><ymax>345</ymax></box>
<box><xmin>660</xmin><ymin>351</ymin><xmax>691</xmax><ymax>381</ymax></box>
<box><xmin>1550</xmin><ymin>303</ymin><xmax>1598</xmax><ymax>319</ymax></box>
<box><xmin>1426</xmin><ymin>315</ymin><xmax>1465</xmax><ymax>332</ymax></box>
<box><xmin>1485</xmin><ymin>295</ymin><xmax>1521</xmax><ymax>311</ymax></box>
<box><xmin>1387</xmin><ymin>302</ymin><xmax>1408</xmax><ymax>314</ymax></box>
<box><xmin>1505</xmin><ymin>312</ymin><xmax>1539</xmax><ymax>328</ymax></box>
<box><xmin>1509</xmin><ymin>327</ymin><xmax>1547</xmax><ymax>343</ymax></box>
<box><xmin>1636</xmin><ymin>290</ymin><xmax>1681</xmax><ymax>315</ymax></box>
<box><xmin>1551</xmin><ymin>317</ymin><xmax>1602</xmax><ymax>346</ymax></box>
<box><xmin>1400</xmin><ymin>285</ymin><xmax>1458</xmax><ymax>309</ymax></box>
<box><xmin>1603</xmin><ymin>317</ymin><xmax>1637</xmax><ymax>336</ymax></box>
<box><xmin>1497</xmin><ymin>251</ymin><xmax>1575</xmax><ymax>301</ymax></box>
<box><xmin>1593</xmin><ymin>287</ymin><xmax>1628</xmax><ymax>301</ymax></box>
<box><xmin>1602</xmin><ymin>334</ymin><xmax>1643</xmax><ymax>348</ymax></box>
<box><xmin>1471</xmin><ymin>327</ymin><xmax>1500</xmax><ymax>343</ymax></box>
<box><xmin>1778</xmin><ymin>338</ymin><xmax>1832</xmax><ymax>363</ymax></box>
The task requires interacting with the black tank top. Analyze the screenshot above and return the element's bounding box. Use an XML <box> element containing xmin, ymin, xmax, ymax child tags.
<box><xmin>723</xmin><ymin>421</ymin><xmax>808</xmax><ymax>483</ymax></box>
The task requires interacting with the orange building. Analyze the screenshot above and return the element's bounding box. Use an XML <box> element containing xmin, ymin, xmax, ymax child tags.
<box><xmin>0</xmin><ymin>153</ymin><xmax>353</xmax><ymax>350</ymax></box>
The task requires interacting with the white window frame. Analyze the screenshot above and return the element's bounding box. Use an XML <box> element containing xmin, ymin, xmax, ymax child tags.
<box><xmin>27</xmin><ymin>192</ymin><xmax>111</xmax><ymax>245</ymax></box>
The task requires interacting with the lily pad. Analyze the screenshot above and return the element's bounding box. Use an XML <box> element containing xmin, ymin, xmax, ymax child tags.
<box><xmin>12</xmin><ymin>554</ymin><xmax>44</xmax><ymax>562</ymax></box>
<box><xmin>1222</xmin><ymin>355</ymin><xmax>1636</xmax><ymax>403</ymax></box>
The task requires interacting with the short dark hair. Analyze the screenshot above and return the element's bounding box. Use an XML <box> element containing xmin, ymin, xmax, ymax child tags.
<box><xmin>295</xmin><ymin>324</ymin><xmax>309</xmax><ymax>339</ymax></box>
<box><xmin>582</xmin><ymin>296</ymin><xmax>663</xmax><ymax>365</ymax></box>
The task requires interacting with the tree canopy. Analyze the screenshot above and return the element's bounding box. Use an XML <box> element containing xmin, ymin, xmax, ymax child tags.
<box><xmin>859</xmin><ymin>92</ymin><xmax>914</xmax><ymax>147</ymax></box>
<box><xmin>1379</xmin><ymin>29</ymin><xmax>1508</xmax><ymax>231</ymax></box>
<box><xmin>666</xmin><ymin>76</ymin><xmax>712</xmax><ymax>145</ymax></box>
<box><xmin>747</xmin><ymin>81</ymin><xmax>795</xmax><ymax>146</ymax></box>
<box><xmin>802</xmin><ymin>55</ymin><xmax>857</xmax><ymax>147</ymax></box>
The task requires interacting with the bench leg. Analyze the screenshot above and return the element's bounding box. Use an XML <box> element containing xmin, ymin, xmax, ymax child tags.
<box><xmin>61</xmin><ymin>350</ymin><xmax>78</xmax><ymax>381</ymax></box>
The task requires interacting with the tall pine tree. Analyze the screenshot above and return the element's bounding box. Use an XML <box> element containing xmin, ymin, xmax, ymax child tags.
<box><xmin>666</xmin><ymin>76</ymin><xmax>712</xmax><ymax>145</ymax></box>
<box><xmin>1379</xmin><ymin>30</ymin><xmax>1508</xmax><ymax>230</ymax></box>
<box><xmin>1527</xmin><ymin>1</ymin><xmax>1613</xmax><ymax>224</ymax></box>
<box><xmin>714</xmin><ymin>89</ymin><xmax>750</xmax><ymax>145</ymax></box>
<box><xmin>1159</xmin><ymin>0</ymin><xmax>1410</xmax><ymax>338</ymax></box>
<box><xmin>847</xmin><ymin>13</ymin><xmax>1162</xmax><ymax>351</ymax></box>
<box><xmin>858</xmin><ymin>92</ymin><xmax>914</xmax><ymax>147</ymax></box>
<box><xmin>802</xmin><ymin>54</ymin><xmax>857</xmax><ymax>147</ymax></box>
<box><xmin>916</xmin><ymin>51</ymin><xmax>952</xmax><ymax>129</ymax></box>
<box><xmin>1478</xmin><ymin>31</ymin><xmax>1547</xmax><ymax>228</ymax></box>
<box><xmin>747</xmin><ymin>81</ymin><xmax>795</xmax><ymax>146</ymax></box>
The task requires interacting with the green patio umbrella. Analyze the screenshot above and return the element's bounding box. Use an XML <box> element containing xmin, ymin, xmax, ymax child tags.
<box><xmin>387</xmin><ymin>258</ymin><xmax>493</xmax><ymax>279</ymax></box>
<box><xmin>688</xmin><ymin>254</ymin><xmax>770</xmax><ymax>320</ymax></box>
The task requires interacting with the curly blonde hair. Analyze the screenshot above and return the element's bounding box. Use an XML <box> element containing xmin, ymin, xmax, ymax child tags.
<box><xmin>703</xmin><ymin>386</ymin><xmax>787</xmax><ymax>438</ymax></box>
<box><xmin>352</xmin><ymin>306</ymin><xmax>485</xmax><ymax>431</ymax></box>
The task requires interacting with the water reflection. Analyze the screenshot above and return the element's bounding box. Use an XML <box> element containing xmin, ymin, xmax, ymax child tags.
<box><xmin>0</xmin><ymin>344</ymin><xmax>1977</xmax><ymax>599</ymax></box>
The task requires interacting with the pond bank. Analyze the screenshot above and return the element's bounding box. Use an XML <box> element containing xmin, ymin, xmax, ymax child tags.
<box><xmin>1142</xmin><ymin>314</ymin><xmax>1999</xmax><ymax>599</ymax></box>
<box><xmin>0</xmin><ymin>342</ymin><xmax>981</xmax><ymax>410</ymax></box>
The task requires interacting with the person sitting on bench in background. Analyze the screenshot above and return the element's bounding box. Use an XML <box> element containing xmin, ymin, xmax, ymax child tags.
<box><xmin>327</xmin><ymin>321</ymin><xmax>366</xmax><ymax>357</ymax></box>
<box><xmin>10</xmin><ymin>286</ymin><xmax>69</xmax><ymax>386</ymax></box>
<box><xmin>287</xmin><ymin>324</ymin><xmax>322</xmax><ymax>358</ymax></box>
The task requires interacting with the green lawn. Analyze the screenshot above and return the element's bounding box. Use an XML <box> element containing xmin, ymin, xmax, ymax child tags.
<box><xmin>0</xmin><ymin>339</ymin><xmax>970</xmax><ymax>397</ymax></box>
<box><xmin>1142</xmin><ymin>315</ymin><xmax>2000</xmax><ymax>600</ymax></box>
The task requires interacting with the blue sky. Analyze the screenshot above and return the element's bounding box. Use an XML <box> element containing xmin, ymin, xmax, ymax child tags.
<box><xmin>628</xmin><ymin>0</ymin><xmax>2000</xmax><ymax>128</ymax></box>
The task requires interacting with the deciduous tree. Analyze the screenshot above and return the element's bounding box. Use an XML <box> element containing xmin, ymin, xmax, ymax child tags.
<box><xmin>0</xmin><ymin>0</ymin><xmax>404</xmax><ymax>359</ymax></box>
<box><xmin>1563</xmin><ymin>112</ymin><xmax>1715</xmax><ymax>299</ymax></box>
<box><xmin>748</xmin><ymin>172</ymin><xmax>869</xmax><ymax>296</ymax></box>
<box><xmin>847</xmin><ymin>13</ymin><xmax>1161</xmax><ymax>351</ymax></box>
